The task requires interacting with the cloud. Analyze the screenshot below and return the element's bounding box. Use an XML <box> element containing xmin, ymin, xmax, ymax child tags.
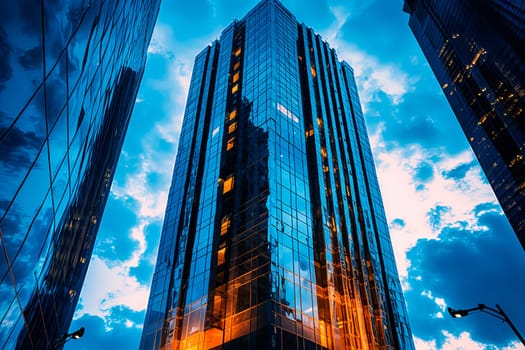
<box><xmin>147</xmin><ymin>23</ymin><xmax>175</xmax><ymax>59</ymax></box>
<box><xmin>415</xmin><ymin>331</ymin><xmax>524</xmax><ymax>350</ymax></box>
<box><xmin>369</xmin><ymin>128</ymin><xmax>498</xmax><ymax>279</ymax></box>
<box><xmin>65</xmin><ymin>308</ymin><xmax>144</xmax><ymax>350</ymax></box>
<box><xmin>406</xmin><ymin>208</ymin><xmax>525</xmax><ymax>347</ymax></box>
<box><xmin>413</xmin><ymin>161</ymin><xmax>434</xmax><ymax>182</ymax></box>
<box><xmin>442</xmin><ymin>161</ymin><xmax>477</xmax><ymax>181</ymax></box>
<box><xmin>322</xmin><ymin>6</ymin><xmax>416</xmax><ymax>107</ymax></box>
<box><xmin>75</xmin><ymin>256</ymin><xmax>150</xmax><ymax>319</ymax></box>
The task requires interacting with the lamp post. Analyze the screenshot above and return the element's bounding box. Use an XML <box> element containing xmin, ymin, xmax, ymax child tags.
<box><xmin>50</xmin><ymin>327</ymin><xmax>85</xmax><ymax>349</ymax></box>
<box><xmin>448</xmin><ymin>304</ymin><xmax>525</xmax><ymax>345</ymax></box>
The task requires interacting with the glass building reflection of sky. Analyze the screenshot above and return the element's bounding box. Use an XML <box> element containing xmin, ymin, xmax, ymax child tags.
<box><xmin>404</xmin><ymin>0</ymin><xmax>525</xmax><ymax>249</ymax></box>
<box><xmin>141</xmin><ymin>1</ymin><xmax>414</xmax><ymax>349</ymax></box>
<box><xmin>0</xmin><ymin>1</ymin><xmax>160</xmax><ymax>348</ymax></box>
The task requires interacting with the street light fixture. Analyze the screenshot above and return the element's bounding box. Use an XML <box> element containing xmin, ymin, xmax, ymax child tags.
<box><xmin>50</xmin><ymin>327</ymin><xmax>85</xmax><ymax>349</ymax></box>
<box><xmin>447</xmin><ymin>304</ymin><xmax>525</xmax><ymax>345</ymax></box>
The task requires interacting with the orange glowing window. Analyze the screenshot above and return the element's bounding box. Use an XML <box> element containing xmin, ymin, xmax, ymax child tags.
<box><xmin>228</xmin><ymin>121</ymin><xmax>238</xmax><ymax>134</ymax></box>
<box><xmin>311</xmin><ymin>66</ymin><xmax>317</xmax><ymax>78</ymax></box>
<box><xmin>231</xmin><ymin>84</ymin><xmax>239</xmax><ymax>94</ymax></box>
<box><xmin>229</xmin><ymin>109</ymin><xmax>237</xmax><ymax>120</ymax></box>
<box><xmin>305</xmin><ymin>129</ymin><xmax>314</xmax><ymax>137</ymax></box>
<box><xmin>321</xmin><ymin>147</ymin><xmax>327</xmax><ymax>158</ymax></box>
<box><xmin>220</xmin><ymin>217</ymin><xmax>230</xmax><ymax>235</ymax></box>
<box><xmin>233</xmin><ymin>61</ymin><xmax>240</xmax><ymax>71</ymax></box>
<box><xmin>232</xmin><ymin>72</ymin><xmax>240</xmax><ymax>83</ymax></box>
<box><xmin>234</xmin><ymin>47</ymin><xmax>242</xmax><ymax>57</ymax></box>
<box><xmin>217</xmin><ymin>247</ymin><xmax>226</xmax><ymax>265</ymax></box>
<box><xmin>226</xmin><ymin>137</ymin><xmax>235</xmax><ymax>151</ymax></box>
<box><xmin>223</xmin><ymin>176</ymin><xmax>234</xmax><ymax>193</ymax></box>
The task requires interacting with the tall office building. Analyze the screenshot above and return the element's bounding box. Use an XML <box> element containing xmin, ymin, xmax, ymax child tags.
<box><xmin>0</xmin><ymin>1</ymin><xmax>160</xmax><ymax>348</ymax></box>
<box><xmin>403</xmin><ymin>0</ymin><xmax>525</xmax><ymax>248</ymax></box>
<box><xmin>141</xmin><ymin>1</ymin><xmax>414</xmax><ymax>349</ymax></box>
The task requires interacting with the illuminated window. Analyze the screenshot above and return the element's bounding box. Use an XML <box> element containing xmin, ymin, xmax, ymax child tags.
<box><xmin>223</xmin><ymin>176</ymin><xmax>234</xmax><ymax>193</ymax></box>
<box><xmin>311</xmin><ymin>66</ymin><xmax>317</xmax><ymax>78</ymax></box>
<box><xmin>228</xmin><ymin>121</ymin><xmax>237</xmax><ymax>134</ymax></box>
<box><xmin>231</xmin><ymin>84</ymin><xmax>239</xmax><ymax>94</ymax></box>
<box><xmin>220</xmin><ymin>217</ymin><xmax>231</xmax><ymax>235</ymax></box>
<box><xmin>321</xmin><ymin>147</ymin><xmax>327</xmax><ymax>158</ymax></box>
<box><xmin>229</xmin><ymin>109</ymin><xmax>237</xmax><ymax>120</ymax></box>
<box><xmin>233</xmin><ymin>72</ymin><xmax>240</xmax><ymax>83</ymax></box>
<box><xmin>226</xmin><ymin>137</ymin><xmax>235</xmax><ymax>151</ymax></box>
<box><xmin>305</xmin><ymin>129</ymin><xmax>314</xmax><ymax>137</ymax></box>
<box><xmin>217</xmin><ymin>247</ymin><xmax>226</xmax><ymax>265</ymax></box>
<box><xmin>234</xmin><ymin>47</ymin><xmax>241</xmax><ymax>57</ymax></box>
<box><xmin>233</xmin><ymin>61</ymin><xmax>240</xmax><ymax>71</ymax></box>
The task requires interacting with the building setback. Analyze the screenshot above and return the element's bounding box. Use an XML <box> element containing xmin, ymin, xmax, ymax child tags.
<box><xmin>141</xmin><ymin>1</ymin><xmax>414</xmax><ymax>349</ymax></box>
<box><xmin>403</xmin><ymin>0</ymin><xmax>525</xmax><ymax>248</ymax></box>
<box><xmin>0</xmin><ymin>0</ymin><xmax>160</xmax><ymax>348</ymax></box>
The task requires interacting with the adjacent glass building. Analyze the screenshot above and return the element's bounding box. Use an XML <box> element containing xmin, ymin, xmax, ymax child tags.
<box><xmin>403</xmin><ymin>0</ymin><xmax>525</xmax><ymax>249</ymax></box>
<box><xmin>141</xmin><ymin>1</ymin><xmax>413</xmax><ymax>349</ymax></box>
<box><xmin>0</xmin><ymin>0</ymin><xmax>160</xmax><ymax>348</ymax></box>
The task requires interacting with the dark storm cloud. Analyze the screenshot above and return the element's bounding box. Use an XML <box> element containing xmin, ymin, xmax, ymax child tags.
<box><xmin>406</xmin><ymin>206</ymin><xmax>525</xmax><ymax>347</ymax></box>
<box><xmin>0</xmin><ymin>26</ymin><xmax>12</xmax><ymax>91</ymax></box>
<box><xmin>0</xmin><ymin>126</ymin><xmax>42</xmax><ymax>170</ymax></box>
<box><xmin>442</xmin><ymin>161</ymin><xmax>477</xmax><ymax>181</ymax></box>
<box><xmin>19</xmin><ymin>46</ymin><xmax>42</xmax><ymax>70</ymax></box>
<box><xmin>65</xmin><ymin>307</ymin><xmax>145</xmax><ymax>350</ymax></box>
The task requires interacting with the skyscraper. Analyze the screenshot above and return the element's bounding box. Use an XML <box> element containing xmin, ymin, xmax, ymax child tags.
<box><xmin>141</xmin><ymin>1</ymin><xmax>414</xmax><ymax>349</ymax></box>
<box><xmin>403</xmin><ymin>0</ymin><xmax>525</xmax><ymax>249</ymax></box>
<box><xmin>0</xmin><ymin>1</ymin><xmax>160</xmax><ymax>348</ymax></box>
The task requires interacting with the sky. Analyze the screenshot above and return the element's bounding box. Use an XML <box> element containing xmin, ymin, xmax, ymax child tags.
<box><xmin>65</xmin><ymin>0</ymin><xmax>525</xmax><ymax>349</ymax></box>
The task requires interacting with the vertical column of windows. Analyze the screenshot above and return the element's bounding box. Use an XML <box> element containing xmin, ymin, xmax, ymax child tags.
<box><xmin>203</xmin><ymin>24</ymin><xmax>246</xmax><ymax>348</ymax></box>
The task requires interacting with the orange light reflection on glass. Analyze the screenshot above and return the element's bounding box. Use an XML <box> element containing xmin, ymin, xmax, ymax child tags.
<box><xmin>223</xmin><ymin>176</ymin><xmax>234</xmax><ymax>193</ymax></box>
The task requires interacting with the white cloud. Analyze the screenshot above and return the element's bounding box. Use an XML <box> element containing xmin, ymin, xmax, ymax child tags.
<box><xmin>368</xmin><ymin>126</ymin><xmax>498</xmax><ymax>285</ymax></box>
<box><xmin>148</xmin><ymin>23</ymin><xmax>175</xmax><ymax>58</ymax></box>
<box><xmin>75</xmin><ymin>256</ymin><xmax>149</xmax><ymax>321</ymax></box>
<box><xmin>416</xmin><ymin>331</ymin><xmax>525</xmax><ymax>350</ymax></box>
<box><xmin>322</xmin><ymin>6</ymin><xmax>415</xmax><ymax>107</ymax></box>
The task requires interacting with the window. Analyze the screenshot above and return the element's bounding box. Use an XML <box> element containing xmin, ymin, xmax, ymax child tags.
<box><xmin>233</xmin><ymin>61</ymin><xmax>241</xmax><ymax>71</ymax></box>
<box><xmin>217</xmin><ymin>247</ymin><xmax>226</xmax><ymax>265</ymax></box>
<box><xmin>223</xmin><ymin>175</ymin><xmax>234</xmax><ymax>193</ymax></box>
<box><xmin>228</xmin><ymin>121</ymin><xmax>238</xmax><ymax>134</ymax></box>
<box><xmin>236</xmin><ymin>283</ymin><xmax>250</xmax><ymax>312</ymax></box>
<box><xmin>233</xmin><ymin>72</ymin><xmax>240</xmax><ymax>83</ymax></box>
<box><xmin>229</xmin><ymin>109</ymin><xmax>237</xmax><ymax>120</ymax></box>
<box><xmin>226</xmin><ymin>137</ymin><xmax>235</xmax><ymax>151</ymax></box>
<box><xmin>234</xmin><ymin>47</ymin><xmax>242</xmax><ymax>57</ymax></box>
<box><xmin>231</xmin><ymin>84</ymin><xmax>239</xmax><ymax>94</ymax></box>
<box><xmin>220</xmin><ymin>216</ymin><xmax>231</xmax><ymax>235</ymax></box>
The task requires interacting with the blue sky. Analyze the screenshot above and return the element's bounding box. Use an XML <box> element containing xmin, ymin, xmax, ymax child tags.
<box><xmin>65</xmin><ymin>0</ymin><xmax>525</xmax><ymax>349</ymax></box>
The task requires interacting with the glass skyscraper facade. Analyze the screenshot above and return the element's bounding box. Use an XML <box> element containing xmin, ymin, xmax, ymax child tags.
<box><xmin>403</xmin><ymin>0</ymin><xmax>525</xmax><ymax>249</ymax></box>
<box><xmin>0</xmin><ymin>1</ymin><xmax>160</xmax><ymax>348</ymax></box>
<box><xmin>141</xmin><ymin>1</ymin><xmax>414</xmax><ymax>349</ymax></box>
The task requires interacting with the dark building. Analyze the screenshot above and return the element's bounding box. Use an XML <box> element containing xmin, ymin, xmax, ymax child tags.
<box><xmin>403</xmin><ymin>0</ymin><xmax>525</xmax><ymax>248</ymax></box>
<box><xmin>140</xmin><ymin>1</ymin><xmax>414</xmax><ymax>349</ymax></box>
<box><xmin>0</xmin><ymin>1</ymin><xmax>160</xmax><ymax>348</ymax></box>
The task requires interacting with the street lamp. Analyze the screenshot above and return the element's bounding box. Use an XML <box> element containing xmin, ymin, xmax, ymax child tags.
<box><xmin>50</xmin><ymin>327</ymin><xmax>85</xmax><ymax>349</ymax></box>
<box><xmin>448</xmin><ymin>304</ymin><xmax>525</xmax><ymax>345</ymax></box>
